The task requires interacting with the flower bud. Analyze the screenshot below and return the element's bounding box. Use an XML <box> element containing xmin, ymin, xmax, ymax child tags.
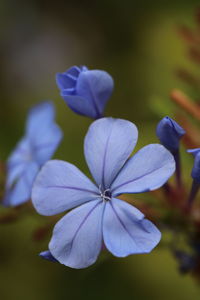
<box><xmin>156</xmin><ymin>117</ymin><xmax>185</xmax><ymax>152</ymax></box>
<box><xmin>56</xmin><ymin>65</ymin><xmax>114</xmax><ymax>119</ymax></box>
<box><xmin>188</xmin><ymin>149</ymin><xmax>200</xmax><ymax>183</ymax></box>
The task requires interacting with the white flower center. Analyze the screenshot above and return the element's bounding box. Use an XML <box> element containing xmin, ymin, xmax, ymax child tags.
<box><xmin>99</xmin><ymin>187</ymin><xmax>112</xmax><ymax>202</ymax></box>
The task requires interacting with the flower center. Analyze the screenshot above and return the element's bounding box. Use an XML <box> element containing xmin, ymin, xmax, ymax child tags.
<box><xmin>100</xmin><ymin>188</ymin><xmax>112</xmax><ymax>202</ymax></box>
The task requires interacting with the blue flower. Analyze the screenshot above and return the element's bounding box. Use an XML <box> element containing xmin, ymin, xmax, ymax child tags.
<box><xmin>32</xmin><ymin>118</ymin><xmax>175</xmax><ymax>269</ymax></box>
<box><xmin>156</xmin><ymin>116</ymin><xmax>185</xmax><ymax>152</ymax></box>
<box><xmin>56</xmin><ymin>66</ymin><xmax>114</xmax><ymax>119</ymax></box>
<box><xmin>4</xmin><ymin>102</ymin><xmax>63</xmax><ymax>206</ymax></box>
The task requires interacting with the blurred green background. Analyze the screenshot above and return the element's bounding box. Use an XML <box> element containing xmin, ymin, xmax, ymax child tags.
<box><xmin>0</xmin><ymin>0</ymin><xmax>200</xmax><ymax>299</ymax></box>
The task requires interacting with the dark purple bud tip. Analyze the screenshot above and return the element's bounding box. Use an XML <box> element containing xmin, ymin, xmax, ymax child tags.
<box><xmin>189</xmin><ymin>152</ymin><xmax>200</xmax><ymax>183</ymax></box>
<box><xmin>39</xmin><ymin>250</ymin><xmax>58</xmax><ymax>263</ymax></box>
<box><xmin>187</xmin><ymin>151</ymin><xmax>200</xmax><ymax>206</ymax></box>
<box><xmin>156</xmin><ymin>117</ymin><xmax>185</xmax><ymax>152</ymax></box>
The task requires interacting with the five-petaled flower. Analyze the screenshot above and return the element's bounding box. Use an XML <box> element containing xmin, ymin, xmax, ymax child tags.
<box><xmin>56</xmin><ymin>65</ymin><xmax>114</xmax><ymax>119</ymax></box>
<box><xmin>32</xmin><ymin>118</ymin><xmax>175</xmax><ymax>269</ymax></box>
<box><xmin>4</xmin><ymin>102</ymin><xmax>63</xmax><ymax>206</ymax></box>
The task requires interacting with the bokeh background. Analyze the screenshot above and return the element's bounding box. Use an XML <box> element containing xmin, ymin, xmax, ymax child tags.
<box><xmin>1</xmin><ymin>0</ymin><xmax>200</xmax><ymax>299</ymax></box>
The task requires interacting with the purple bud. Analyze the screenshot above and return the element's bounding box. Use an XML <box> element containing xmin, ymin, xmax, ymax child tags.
<box><xmin>56</xmin><ymin>65</ymin><xmax>114</xmax><ymax>119</ymax></box>
<box><xmin>188</xmin><ymin>150</ymin><xmax>200</xmax><ymax>183</ymax></box>
<box><xmin>156</xmin><ymin>117</ymin><xmax>185</xmax><ymax>152</ymax></box>
<box><xmin>187</xmin><ymin>149</ymin><xmax>200</xmax><ymax>207</ymax></box>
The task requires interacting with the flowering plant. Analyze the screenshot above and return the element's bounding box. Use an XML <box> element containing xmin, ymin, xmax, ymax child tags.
<box><xmin>1</xmin><ymin>9</ymin><xmax>200</xmax><ymax>279</ymax></box>
<box><xmin>32</xmin><ymin>117</ymin><xmax>174</xmax><ymax>268</ymax></box>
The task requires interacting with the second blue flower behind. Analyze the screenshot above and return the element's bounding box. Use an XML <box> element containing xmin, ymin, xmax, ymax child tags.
<box><xmin>4</xmin><ymin>102</ymin><xmax>63</xmax><ymax>206</ymax></box>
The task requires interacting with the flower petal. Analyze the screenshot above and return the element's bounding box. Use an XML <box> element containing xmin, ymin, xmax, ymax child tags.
<box><xmin>111</xmin><ymin>144</ymin><xmax>175</xmax><ymax>196</ymax></box>
<box><xmin>26</xmin><ymin>102</ymin><xmax>63</xmax><ymax>165</ymax></box>
<box><xmin>6</xmin><ymin>138</ymin><xmax>31</xmax><ymax>188</ymax></box>
<box><xmin>39</xmin><ymin>250</ymin><xmax>58</xmax><ymax>263</ymax></box>
<box><xmin>32</xmin><ymin>123</ymin><xmax>63</xmax><ymax>165</ymax></box>
<box><xmin>84</xmin><ymin>118</ymin><xmax>138</xmax><ymax>189</ymax></box>
<box><xmin>103</xmin><ymin>198</ymin><xmax>161</xmax><ymax>257</ymax></box>
<box><xmin>26</xmin><ymin>102</ymin><xmax>62</xmax><ymax>166</ymax></box>
<box><xmin>61</xmin><ymin>93</ymin><xmax>98</xmax><ymax>119</ymax></box>
<box><xmin>49</xmin><ymin>200</ymin><xmax>104</xmax><ymax>269</ymax></box>
<box><xmin>77</xmin><ymin>70</ymin><xmax>114</xmax><ymax>118</ymax></box>
<box><xmin>26</xmin><ymin>102</ymin><xmax>55</xmax><ymax>138</ymax></box>
<box><xmin>32</xmin><ymin>160</ymin><xmax>99</xmax><ymax>216</ymax></box>
<box><xmin>56</xmin><ymin>73</ymin><xmax>75</xmax><ymax>90</ymax></box>
<box><xmin>56</xmin><ymin>66</ymin><xmax>87</xmax><ymax>90</ymax></box>
<box><xmin>4</xmin><ymin>161</ymin><xmax>39</xmax><ymax>206</ymax></box>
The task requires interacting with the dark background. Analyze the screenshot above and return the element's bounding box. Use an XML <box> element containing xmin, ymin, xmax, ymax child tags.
<box><xmin>0</xmin><ymin>1</ymin><xmax>200</xmax><ymax>299</ymax></box>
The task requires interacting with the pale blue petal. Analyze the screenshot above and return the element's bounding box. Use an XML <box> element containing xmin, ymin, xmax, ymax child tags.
<box><xmin>6</xmin><ymin>163</ymin><xmax>26</xmax><ymax>190</ymax></box>
<box><xmin>4</xmin><ymin>161</ymin><xmax>39</xmax><ymax>206</ymax></box>
<box><xmin>32</xmin><ymin>160</ymin><xmax>99</xmax><ymax>216</ymax></box>
<box><xmin>61</xmin><ymin>93</ymin><xmax>98</xmax><ymax>119</ymax></box>
<box><xmin>32</xmin><ymin>124</ymin><xmax>63</xmax><ymax>166</ymax></box>
<box><xmin>49</xmin><ymin>200</ymin><xmax>104</xmax><ymax>269</ymax></box>
<box><xmin>26</xmin><ymin>102</ymin><xmax>62</xmax><ymax>165</ymax></box>
<box><xmin>111</xmin><ymin>144</ymin><xmax>175</xmax><ymax>196</ymax></box>
<box><xmin>103</xmin><ymin>198</ymin><xmax>161</xmax><ymax>257</ymax></box>
<box><xmin>84</xmin><ymin>118</ymin><xmax>138</xmax><ymax>189</ymax></box>
<box><xmin>6</xmin><ymin>138</ymin><xmax>31</xmax><ymax>188</ymax></box>
<box><xmin>7</xmin><ymin>138</ymin><xmax>30</xmax><ymax>166</ymax></box>
<box><xmin>77</xmin><ymin>70</ymin><xmax>114</xmax><ymax>118</ymax></box>
<box><xmin>26</xmin><ymin>102</ymin><xmax>55</xmax><ymax>138</ymax></box>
